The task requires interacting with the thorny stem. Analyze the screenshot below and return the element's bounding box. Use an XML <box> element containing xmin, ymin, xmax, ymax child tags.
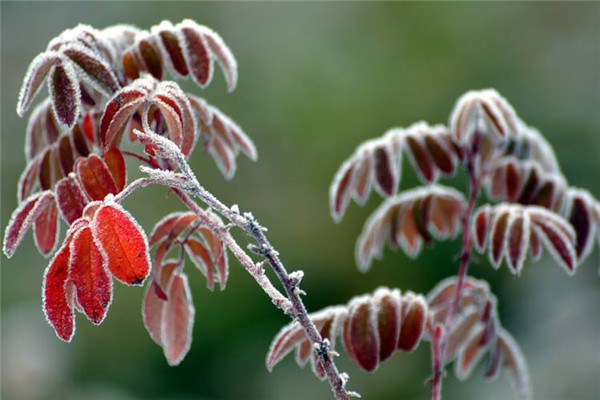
<box><xmin>431</xmin><ymin>132</ymin><xmax>483</xmax><ymax>400</ymax></box>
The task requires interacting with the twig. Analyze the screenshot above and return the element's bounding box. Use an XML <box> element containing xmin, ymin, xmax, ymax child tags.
<box><xmin>132</xmin><ymin>129</ymin><xmax>353</xmax><ymax>399</ymax></box>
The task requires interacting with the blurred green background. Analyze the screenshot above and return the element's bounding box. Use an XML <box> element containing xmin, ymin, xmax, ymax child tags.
<box><xmin>1</xmin><ymin>2</ymin><xmax>599</xmax><ymax>400</ymax></box>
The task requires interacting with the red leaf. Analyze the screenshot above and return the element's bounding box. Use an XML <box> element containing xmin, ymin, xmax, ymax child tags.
<box><xmin>424</xmin><ymin>134</ymin><xmax>455</xmax><ymax>175</ymax></box>
<box><xmin>104</xmin><ymin>147</ymin><xmax>127</xmax><ymax>192</ymax></box>
<box><xmin>184</xmin><ymin>237</ymin><xmax>215</xmax><ymax>290</ymax></box>
<box><xmin>180</xmin><ymin>24</ymin><xmax>212</xmax><ymax>87</ymax></box>
<box><xmin>149</xmin><ymin>212</ymin><xmax>198</xmax><ymax>246</ymax></box>
<box><xmin>62</xmin><ymin>44</ymin><xmax>120</xmax><ymax>94</ymax></box>
<box><xmin>473</xmin><ymin>206</ymin><xmax>490</xmax><ymax>252</ymax></box>
<box><xmin>330</xmin><ymin>161</ymin><xmax>355</xmax><ymax>222</ymax></box>
<box><xmin>92</xmin><ymin>203</ymin><xmax>151</xmax><ymax>285</ymax></box>
<box><xmin>405</xmin><ymin>136</ymin><xmax>434</xmax><ymax>182</ymax></box>
<box><xmin>142</xmin><ymin>261</ymin><xmax>179</xmax><ymax>345</ymax></box>
<box><xmin>199</xmin><ymin>226</ymin><xmax>229</xmax><ymax>290</ymax></box>
<box><xmin>3</xmin><ymin>191</ymin><xmax>55</xmax><ymax>258</ymax></box>
<box><xmin>156</xmin><ymin>23</ymin><xmax>189</xmax><ymax>76</ymax></box>
<box><xmin>18</xmin><ymin>157</ymin><xmax>41</xmax><ymax>202</ymax></box>
<box><xmin>76</xmin><ymin>154</ymin><xmax>118</xmax><ymax>201</ymax></box>
<box><xmin>143</xmin><ymin>280</ymin><xmax>165</xmax><ymax>345</ymax></box>
<box><xmin>373</xmin><ymin>145</ymin><xmax>396</xmax><ymax>196</ymax></box>
<box><xmin>42</xmin><ymin>241</ymin><xmax>75</xmax><ymax>342</ymax></box>
<box><xmin>568</xmin><ymin>193</ymin><xmax>594</xmax><ymax>260</ymax></box>
<box><xmin>346</xmin><ymin>296</ymin><xmax>379</xmax><ymax>371</ymax></box>
<box><xmin>398</xmin><ymin>293</ymin><xmax>426</xmax><ymax>352</ymax></box>
<box><xmin>49</xmin><ymin>61</ymin><xmax>81</xmax><ymax>127</ymax></box>
<box><xmin>455</xmin><ymin>326</ymin><xmax>486</xmax><ymax>380</ymax></box>
<box><xmin>69</xmin><ymin>226</ymin><xmax>112</xmax><ymax>324</ymax></box>
<box><xmin>161</xmin><ymin>272</ymin><xmax>194</xmax><ymax>366</ymax></box>
<box><xmin>373</xmin><ymin>288</ymin><xmax>401</xmax><ymax>362</ymax></box>
<box><xmin>489</xmin><ymin>210</ymin><xmax>510</xmax><ymax>268</ymax></box>
<box><xmin>138</xmin><ymin>38</ymin><xmax>163</xmax><ymax>79</ymax></box>
<box><xmin>57</xmin><ymin>134</ymin><xmax>75</xmax><ymax>175</ymax></box>
<box><xmin>100</xmin><ymin>89</ymin><xmax>147</xmax><ymax>149</ymax></box>
<box><xmin>506</xmin><ymin>214</ymin><xmax>529</xmax><ymax>275</ymax></box>
<box><xmin>33</xmin><ymin>198</ymin><xmax>59</xmax><ymax>255</ymax></box>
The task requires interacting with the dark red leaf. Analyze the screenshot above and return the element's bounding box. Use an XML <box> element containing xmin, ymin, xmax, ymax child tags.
<box><xmin>34</xmin><ymin>198</ymin><xmax>59</xmax><ymax>255</ymax></box>
<box><xmin>56</xmin><ymin>176</ymin><xmax>87</xmax><ymax>224</ymax></box>
<box><xmin>180</xmin><ymin>25</ymin><xmax>212</xmax><ymax>87</ymax></box>
<box><xmin>57</xmin><ymin>134</ymin><xmax>75</xmax><ymax>175</ymax></box>
<box><xmin>373</xmin><ymin>146</ymin><xmax>396</xmax><ymax>196</ymax></box>
<box><xmin>405</xmin><ymin>136</ymin><xmax>434</xmax><ymax>182</ymax></box>
<box><xmin>158</xmin><ymin>27</ymin><xmax>189</xmax><ymax>76</ymax></box>
<box><xmin>62</xmin><ymin>44</ymin><xmax>120</xmax><ymax>94</ymax></box>
<box><xmin>346</xmin><ymin>297</ymin><xmax>379</xmax><ymax>371</ymax></box>
<box><xmin>139</xmin><ymin>39</ymin><xmax>163</xmax><ymax>79</ymax></box>
<box><xmin>398</xmin><ymin>294</ymin><xmax>426</xmax><ymax>352</ymax></box>
<box><xmin>373</xmin><ymin>288</ymin><xmax>401</xmax><ymax>362</ymax></box>
<box><xmin>49</xmin><ymin>61</ymin><xmax>80</xmax><ymax>127</ymax></box>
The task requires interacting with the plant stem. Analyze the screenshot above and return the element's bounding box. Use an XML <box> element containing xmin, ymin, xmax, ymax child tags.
<box><xmin>430</xmin><ymin>325</ymin><xmax>444</xmax><ymax>400</ymax></box>
<box><xmin>431</xmin><ymin>132</ymin><xmax>483</xmax><ymax>400</ymax></box>
<box><xmin>180</xmin><ymin>187</ymin><xmax>351</xmax><ymax>400</ymax></box>
<box><xmin>134</xmin><ymin>132</ymin><xmax>354</xmax><ymax>399</ymax></box>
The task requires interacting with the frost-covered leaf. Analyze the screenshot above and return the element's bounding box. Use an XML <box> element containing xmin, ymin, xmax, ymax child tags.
<box><xmin>42</xmin><ymin>240</ymin><xmax>75</xmax><ymax>342</ymax></box>
<box><xmin>18</xmin><ymin>156</ymin><xmax>41</xmax><ymax>202</ymax></box>
<box><xmin>100</xmin><ymin>83</ymin><xmax>149</xmax><ymax>149</ymax></box>
<box><xmin>33</xmin><ymin>197</ymin><xmax>59</xmax><ymax>256</ymax></box>
<box><xmin>69</xmin><ymin>225</ymin><xmax>112</xmax><ymax>324</ymax></box>
<box><xmin>3</xmin><ymin>191</ymin><xmax>55</xmax><ymax>258</ymax></box>
<box><xmin>103</xmin><ymin>147</ymin><xmax>127</xmax><ymax>191</ymax></box>
<box><xmin>449</xmin><ymin>89</ymin><xmax>518</xmax><ymax>145</ymax></box>
<box><xmin>356</xmin><ymin>185</ymin><xmax>465</xmax><ymax>271</ymax></box>
<box><xmin>161</xmin><ymin>272</ymin><xmax>194</xmax><ymax>366</ymax></box>
<box><xmin>372</xmin><ymin>288</ymin><xmax>401</xmax><ymax>362</ymax></box>
<box><xmin>566</xmin><ymin>189</ymin><xmax>597</xmax><ymax>262</ymax></box>
<box><xmin>17</xmin><ymin>52</ymin><xmax>61</xmax><ymax>116</ymax></box>
<box><xmin>142</xmin><ymin>261</ymin><xmax>178</xmax><ymax>345</ymax></box>
<box><xmin>180</xmin><ymin>22</ymin><xmax>212</xmax><ymax>87</ymax></box>
<box><xmin>61</xmin><ymin>44</ymin><xmax>120</xmax><ymax>95</ymax></box>
<box><xmin>344</xmin><ymin>295</ymin><xmax>379</xmax><ymax>371</ymax></box>
<box><xmin>498</xmin><ymin>329</ymin><xmax>532</xmax><ymax>400</ymax></box>
<box><xmin>92</xmin><ymin>202</ymin><xmax>151</xmax><ymax>285</ymax></box>
<box><xmin>48</xmin><ymin>59</ymin><xmax>81</xmax><ymax>128</ymax></box>
<box><xmin>397</xmin><ymin>292</ymin><xmax>427</xmax><ymax>352</ymax></box>
<box><xmin>56</xmin><ymin>175</ymin><xmax>88</xmax><ymax>224</ymax></box>
<box><xmin>473</xmin><ymin>204</ymin><xmax>578</xmax><ymax>275</ymax></box>
<box><xmin>76</xmin><ymin>154</ymin><xmax>118</xmax><ymax>200</ymax></box>
<box><xmin>149</xmin><ymin>212</ymin><xmax>198</xmax><ymax>246</ymax></box>
<box><xmin>330</xmin><ymin>122</ymin><xmax>459</xmax><ymax>222</ymax></box>
<box><xmin>266</xmin><ymin>306</ymin><xmax>347</xmax><ymax>372</ymax></box>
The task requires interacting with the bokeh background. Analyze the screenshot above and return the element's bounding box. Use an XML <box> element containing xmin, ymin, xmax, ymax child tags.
<box><xmin>1</xmin><ymin>2</ymin><xmax>599</xmax><ymax>400</ymax></box>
